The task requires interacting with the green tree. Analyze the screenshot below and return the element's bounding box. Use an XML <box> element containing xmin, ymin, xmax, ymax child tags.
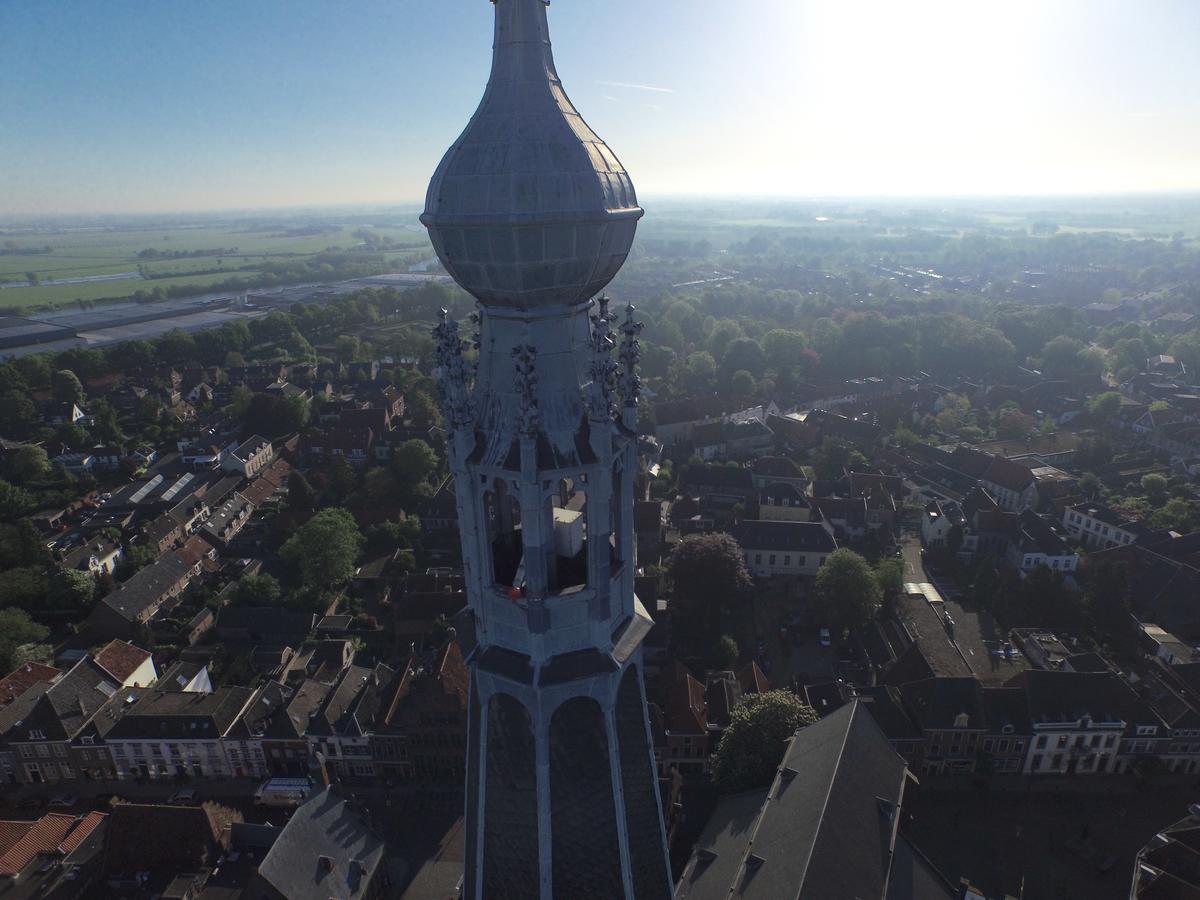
<box><xmin>288</xmin><ymin>472</ymin><xmax>316</xmax><ymax>510</ymax></box>
<box><xmin>730</xmin><ymin>369</ymin><xmax>757</xmax><ymax>400</ymax></box>
<box><xmin>0</xmin><ymin>520</ymin><xmax>48</xmax><ymax>568</ymax></box>
<box><xmin>51</xmin><ymin>369</ymin><xmax>85</xmax><ymax>405</ymax></box>
<box><xmin>1085</xmin><ymin>393</ymin><xmax>1121</xmax><ymax>426</ymax></box>
<box><xmin>1148</xmin><ymin>498</ymin><xmax>1194</xmax><ymax>533</ymax></box>
<box><xmin>0</xmin><ymin>567</ymin><xmax>48</xmax><ymax>612</ymax></box>
<box><xmin>116</xmin><ymin>542</ymin><xmax>160</xmax><ymax>580</ymax></box>
<box><xmin>720</xmin><ymin>337</ymin><xmax>766</xmax><ymax>380</ymax></box>
<box><xmin>667</xmin><ymin>533</ymin><xmax>753</xmax><ymax>652</ymax></box>
<box><xmin>232</xmin><ymin>574</ymin><xmax>283</xmax><ymax>607</ymax></box>
<box><xmin>762</xmin><ymin>329</ymin><xmax>809</xmax><ymax>375</ymax></box>
<box><xmin>1040</xmin><ymin>336</ymin><xmax>1085</xmax><ymax>376</ymax></box>
<box><xmin>1078</xmin><ymin>472</ymin><xmax>1101</xmax><ymax>499</ymax></box>
<box><xmin>47</xmin><ymin>568</ymin><xmax>95</xmax><ymax>612</ymax></box>
<box><xmin>7</xmin><ymin>446</ymin><xmax>51</xmax><ymax>484</ymax></box>
<box><xmin>811</xmin><ymin>438</ymin><xmax>867</xmax><ymax>481</ymax></box>
<box><xmin>407</xmin><ymin>389</ymin><xmax>443</xmax><ymax>429</ymax></box>
<box><xmin>813</xmin><ymin>548</ymin><xmax>882</xmax><ymax>630</ymax></box>
<box><xmin>1141</xmin><ymin>474</ymin><xmax>1169</xmax><ymax>506</ymax></box>
<box><xmin>0</xmin><ymin>480</ymin><xmax>35</xmax><ymax>521</ymax></box>
<box><xmin>280</xmin><ymin>508</ymin><xmax>365</xmax><ymax>592</ymax></box>
<box><xmin>0</xmin><ymin>608</ymin><xmax>50</xmax><ymax>673</ymax></box>
<box><xmin>710</xmin><ymin>691</ymin><xmax>818</xmax><ymax>793</ymax></box>
<box><xmin>683</xmin><ymin>352</ymin><xmax>717</xmax><ymax>392</ymax></box>
<box><xmin>994</xmin><ymin>408</ymin><xmax>1035</xmax><ymax>439</ymax></box>
<box><xmin>0</xmin><ymin>391</ymin><xmax>40</xmax><ymax>439</ymax></box>
<box><xmin>874</xmin><ymin>557</ymin><xmax>904</xmax><ymax>601</ymax></box>
<box><xmin>713</xmin><ymin>634</ymin><xmax>740</xmax><ymax>670</ymax></box>
<box><xmin>392</xmin><ymin>439</ymin><xmax>440</xmax><ymax>500</ymax></box>
<box><xmin>326</xmin><ymin>455</ymin><xmax>358</xmax><ymax>501</ymax></box>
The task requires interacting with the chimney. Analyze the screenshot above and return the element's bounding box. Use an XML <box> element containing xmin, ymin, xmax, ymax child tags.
<box><xmin>314</xmin><ymin>750</ymin><xmax>331</xmax><ymax>788</ymax></box>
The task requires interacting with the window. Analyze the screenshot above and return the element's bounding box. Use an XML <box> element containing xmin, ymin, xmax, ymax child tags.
<box><xmin>783</xmin><ymin>555</ymin><xmax>791</xmax><ymax>566</ymax></box>
<box><xmin>768</xmin><ymin>555</ymin><xmax>776</xmax><ymax>566</ymax></box>
<box><xmin>1057</xmin><ymin>735</ymin><xmax>1068</xmax><ymax>749</ymax></box>
<box><xmin>1036</xmin><ymin>735</ymin><xmax>1048</xmax><ymax>749</ymax></box>
<box><xmin>1052</xmin><ymin>754</ymin><xmax>1063</xmax><ymax>768</ymax></box>
<box><xmin>754</xmin><ymin>554</ymin><xmax>762</xmax><ymax>564</ymax></box>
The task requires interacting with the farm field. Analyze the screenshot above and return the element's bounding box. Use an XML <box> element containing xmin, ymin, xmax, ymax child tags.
<box><xmin>0</xmin><ymin>220</ymin><xmax>431</xmax><ymax>312</ymax></box>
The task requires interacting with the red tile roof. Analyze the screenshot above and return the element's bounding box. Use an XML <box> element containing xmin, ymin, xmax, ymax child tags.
<box><xmin>0</xmin><ymin>663</ymin><xmax>61</xmax><ymax>706</ymax></box>
<box><xmin>58</xmin><ymin>811</ymin><xmax>106</xmax><ymax>855</ymax></box>
<box><xmin>0</xmin><ymin>822</ymin><xmax>32</xmax><ymax>856</ymax></box>
<box><xmin>663</xmin><ymin>662</ymin><xmax>708</xmax><ymax>735</ymax></box>
<box><xmin>737</xmin><ymin>661</ymin><xmax>770</xmax><ymax>695</ymax></box>
<box><xmin>93</xmin><ymin>640</ymin><xmax>152</xmax><ymax>684</ymax></box>
<box><xmin>175</xmin><ymin>534</ymin><xmax>220</xmax><ymax>572</ymax></box>
<box><xmin>0</xmin><ymin>814</ymin><xmax>75</xmax><ymax>876</ymax></box>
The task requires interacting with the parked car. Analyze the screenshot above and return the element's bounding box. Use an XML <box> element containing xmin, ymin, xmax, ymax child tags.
<box><xmin>169</xmin><ymin>787</ymin><xmax>198</xmax><ymax>805</ymax></box>
<box><xmin>48</xmin><ymin>794</ymin><xmax>78</xmax><ymax>808</ymax></box>
<box><xmin>17</xmin><ymin>797</ymin><xmax>43</xmax><ymax>811</ymax></box>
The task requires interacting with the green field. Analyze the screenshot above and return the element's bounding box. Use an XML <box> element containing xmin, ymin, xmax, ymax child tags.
<box><xmin>0</xmin><ymin>221</ymin><xmax>431</xmax><ymax>311</ymax></box>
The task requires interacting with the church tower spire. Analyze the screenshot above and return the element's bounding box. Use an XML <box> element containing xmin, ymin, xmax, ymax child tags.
<box><xmin>423</xmin><ymin>1</ymin><xmax>671</xmax><ymax>897</ymax></box>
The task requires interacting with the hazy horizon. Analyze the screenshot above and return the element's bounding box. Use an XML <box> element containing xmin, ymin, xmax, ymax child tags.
<box><xmin>3</xmin><ymin>0</ymin><xmax>1199</xmax><ymax>216</ymax></box>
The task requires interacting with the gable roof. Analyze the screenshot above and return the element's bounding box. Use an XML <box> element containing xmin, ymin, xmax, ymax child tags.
<box><xmin>100</xmin><ymin>554</ymin><xmax>193</xmax><ymax>622</ymax></box>
<box><xmin>105</xmin><ymin>687</ymin><xmax>254</xmax><ymax>740</ymax></box>
<box><xmin>0</xmin><ymin>662</ymin><xmax>61</xmax><ymax>706</ymax></box>
<box><xmin>13</xmin><ymin>657</ymin><xmax>119</xmax><ymax>742</ymax></box>
<box><xmin>731</xmin><ymin>520</ymin><xmax>836</xmax><ymax>554</ymax></box>
<box><xmin>677</xmin><ymin>701</ymin><xmax>909</xmax><ymax>900</ymax></box>
<box><xmin>102</xmin><ymin>804</ymin><xmax>223</xmax><ymax>878</ymax></box>
<box><xmin>0</xmin><ymin>813</ymin><xmax>76</xmax><ymax>876</ymax></box>
<box><xmin>255</xmin><ymin>788</ymin><xmax>386</xmax><ymax>900</ymax></box>
<box><xmin>93</xmin><ymin>640</ymin><xmax>152</xmax><ymax>684</ymax></box>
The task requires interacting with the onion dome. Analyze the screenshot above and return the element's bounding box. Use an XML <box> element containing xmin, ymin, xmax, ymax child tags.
<box><xmin>421</xmin><ymin>0</ymin><xmax>643</xmax><ymax>310</ymax></box>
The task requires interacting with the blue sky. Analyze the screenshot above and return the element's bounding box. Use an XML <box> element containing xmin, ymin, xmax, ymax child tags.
<box><xmin>2</xmin><ymin>0</ymin><xmax>1199</xmax><ymax>215</ymax></box>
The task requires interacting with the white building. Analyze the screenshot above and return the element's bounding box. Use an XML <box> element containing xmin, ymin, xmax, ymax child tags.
<box><xmin>1062</xmin><ymin>502</ymin><xmax>1145</xmax><ymax>550</ymax></box>
<box><xmin>731</xmin><ymin>520</ymin><xmax>836</xmax><ymax>578</ymax></box>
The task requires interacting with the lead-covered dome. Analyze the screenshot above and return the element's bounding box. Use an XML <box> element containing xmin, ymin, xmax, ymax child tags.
<box><xmin>421</xmin><ymin>0</ymin><xmax>643</xmax><ymax>310</ymax></box>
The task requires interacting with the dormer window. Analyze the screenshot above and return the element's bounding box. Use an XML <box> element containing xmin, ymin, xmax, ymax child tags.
<box><xmin>953</xmin><ymin>712</ymin><xmax>970</xmax><ymax>729</ymax></box>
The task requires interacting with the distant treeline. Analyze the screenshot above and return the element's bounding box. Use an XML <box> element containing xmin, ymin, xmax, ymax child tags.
<box><xmin>0</xmin><ymin>241</ymin><xmax>52</xmax><ymax>256</ymax></box>
<box><xmin>136</xmin><ymin>247</ymin><xmax>239</xmax><ymax>260</ymax></box>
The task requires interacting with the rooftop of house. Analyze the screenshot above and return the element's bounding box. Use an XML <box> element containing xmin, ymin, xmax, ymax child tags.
<box><xmin>730</xmin><ymin>519</ymin><xmax>837</xmax><ymax>553</ymax></box>
<box><xmin>93</xmin><ymin>639</ymin><xmax>152</xmax><ymax>684</ymax></box>
<box><xmin>902</xmin><ymin>676</ymin><xmax>987</xmax><ymax>731</ymax></box>
<box><xmin>0</xmin><ymin>662</ymin><xmax>61</xmax><ymax>707</ymax></box>
<box><xmin>267</xmin><ymin>679</ymin><xmax>335</xmax><ymax>741</ymax></box>
<box><xmin>255</xmin><ymin>787</ymin><xmax>386</xmax><ymax>900</ymax></box>
<box><xmin>1013</xmin><ymin>670</ymin><xmax>1163</xmax><ymax>732</ymax></box>
<box><xmin>105</xmin><ymin>686</ymin><xmax>255</xmax><ymax>740</ymax></box>
<box><xmin>233</xmin><ymin>435</ymin><xmax>272</xmax><ymax>460</ymax></box>
<box><xmin>1013</xmin><ymin>510</ymin><xmax>1073</xmax><ymax>557</ymax></box>
<box><xmin>102</xmin><ymin>803</ymin><xmax>227</xmax><ymax>880</ymax></box>
<box><xmin>676</xmin><ymin>701</ymin><xmax>911</xmax><ymax>900</ymax></box>
<box><xmin>752</xmin><ymin>456</ymin><xmax>805</xmax><ymax>480</ymax></box>
<box><xmin>889</xmin><ymin>595</ymin><xmax>974</xmax><ymax>682</ymax></box>
<box><xmin>61</xmin><ymin>537</ymin><xmax>121</xmax><ymax>570</ymax></box>
<box><xmin>759</xmin><ymin>482</ymin><xmax>809</xmax><ymax>506</ymax></box>
<box><xmin>7</xmin><ymin>657</ymin><xmax>120</xmax><ymax>742</ymax></box>
<box><xmin>0</xmin><ymin>813</ymin><xmax>78</xmax><ymax>877</ymax></box>
<box><xmin>1132</xmin><ymin>812</ymin><xmax>1200</xmax><ymax>898</ymax></box>
<box><xmin>99</xmin><ymin>553</ymin><xmax>193</xmax><ymax>622</ymax></box>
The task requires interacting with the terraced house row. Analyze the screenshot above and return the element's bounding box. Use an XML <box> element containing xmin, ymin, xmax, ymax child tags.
<box><xmin>0</xmin><ymin>638</ymin><xmax>469</xmax><ymax>788</ymax></box>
